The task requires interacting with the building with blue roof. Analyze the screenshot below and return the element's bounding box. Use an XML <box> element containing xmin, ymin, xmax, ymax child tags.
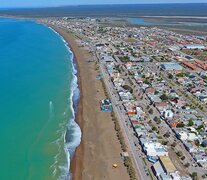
<box><xmin>161</xmin><ymin>63</ymin><xmax>183</xmax><ymax>71</ymax></box>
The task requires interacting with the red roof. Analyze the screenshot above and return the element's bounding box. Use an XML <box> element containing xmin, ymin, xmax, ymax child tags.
<box><xmin>131</xmin><ymin>121</ymin><xmax>141</xmax><ymax>125</ymax></box>
<box><xmin>145</xmin><ymin>87</ymin><xmax>155</xmax><ymax>93</ymax></box>
<box><xmin>127</xmin><ymin>111</ymin><xmax>136</xmax><ymax>115</ymax></box>
<box><xmin>170</xmin><ymin>122</ymin><xmax>180</xmax><ymax>127</ymax></box>
<box><xmin>155</xmin><ymin>102</ymin><xmax>167</xmax><ymax>107</ymax></box>
<box><xmin>195</xmin><ymin>60</ymin><xmax>207</xmax><ymax>70</ymax></box>
<box><xmin>182</xmin><ymin>61</ymin><xmax>196</xmax><ymax>70</ymax></box>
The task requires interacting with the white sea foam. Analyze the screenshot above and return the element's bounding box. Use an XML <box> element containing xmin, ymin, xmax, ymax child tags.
<box><xmin>49</xmin><ymin>27</ymin><xmax>81</xmax><ymax>180</ymax></box>
<box><xmin>49</xmin><ymin>101</ymin><xmax>54</xmax><ymax>120</ymax></box>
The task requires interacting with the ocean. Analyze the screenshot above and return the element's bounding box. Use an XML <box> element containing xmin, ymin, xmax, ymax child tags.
<box><xmin>0</xmin><ymin>18</ymin><xmax>81</xmax><ymax>180</ymax></box>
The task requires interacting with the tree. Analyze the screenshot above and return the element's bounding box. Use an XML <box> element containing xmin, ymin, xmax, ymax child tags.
<box><xmin>154</xmin><ymin>90</ymin><xmax>159</xmax><ymax>95</ymax></box>
<box><xmin>188</xmin><ymin>119</ymin><xmax>194</xmax><ymax>126</ymax></box>
<box><xmin>168</xmin><ymin>73</ymin><xmax>173</xmax><ymax>79</ymax></box>
<box><xmin>153</xmin><ymin>116</ymin><xmax>159</xmax><ymax>122</ymax></box>
<box><xmin>164</xmin><ymin>132</ymin><xmax>170</xmax><ymax>138</ymax></box>
<box><xmin>191</xmin><ymin>172</ymin><xmax>198</xmax><ymax>180</ymax></box>
<box><xmin>184</xmin><ymin>163</ymin><xmax>190</xmax><ymax>168</ymax></box>
<box><xmin>143</xmin><ymin>79</ymin><xmax>150</xmax><ymax>84</ymax></box>
<box><xmin>122</xmin><ymin>85</ymin><xmax>133</xmax><ymax>93</ymax></box>
<box><xmin>162</xmin><ymin>141</ymin><xmax>168</xmax><ymax>145</ymax></box>
<box><xmin>196</xmin><ymin>125</ymin><xmax>204</xmax><ymax>130</ymax></box>
<box><xmin>152</xmin><ymin>126</ymin><xmax>157</xmax><ymax>131</ymax></box>
<box><xmin>181</xmin><ymin>156</ymin><xmax>185</xmax><ymax>160</ymax></box>
<box><xmin>171</xmin><ymin>142</ymin><xmax>176</xmax><ymax>147</ymax></box>
<box><xmin>148</xmin><ymin>108</ymin><xmax>153</xmax><ymax>114</ymax></box>
<box><xmin>160</xmin><ymin>94</ymin><xmax>169</xmax><ymax>101</ymax></box>
<box><xmin>177</xmin><ymin>151</ymin><xmax>183</xmax><ymax>157</ymax></box>
<box><xmin>176</xmin><ymin>123</ymin><xmax>185</xmax><ymax>128</ymax></box>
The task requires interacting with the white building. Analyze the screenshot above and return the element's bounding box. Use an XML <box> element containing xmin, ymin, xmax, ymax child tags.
<box><xmin>177</xmin><ymin>131</ymin><xmax>188</xmax><ymax>141</ymax></box>
<box><xmin>183</xmin><ymin>44</ymin><xmax>205</xmax><ymax>49</ymax></box>
<box><xmin>143</xmin><ymin>142</ymin><xmax>168</xmax><ymax>157</ymax></box>
<box><xmin>187</xmin><ymin>133</ymin><xmax>197</xmax><ymax>141</ymax></box>
<box><xmin>163</xmin><ymin>110</ymin><xmax>174</xmax><ymax>119</ymax></box>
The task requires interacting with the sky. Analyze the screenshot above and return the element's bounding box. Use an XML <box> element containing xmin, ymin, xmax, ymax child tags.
<box><xmin>0</xmin><ymin>0</ymin><xmax>207</xmax><ymax>8</ymax></box>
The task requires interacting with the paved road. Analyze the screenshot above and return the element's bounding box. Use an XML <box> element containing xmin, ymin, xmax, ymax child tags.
<box><xmin>99</xmin><ymin>62</ymin><xmax>151</xmax><ymax>180</ymax></box>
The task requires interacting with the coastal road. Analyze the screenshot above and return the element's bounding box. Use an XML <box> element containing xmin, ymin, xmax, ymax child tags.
<box><xmin>99</xmin><ymin>62</ymin><xmax>151</xmax><ymax>180</ymax></box>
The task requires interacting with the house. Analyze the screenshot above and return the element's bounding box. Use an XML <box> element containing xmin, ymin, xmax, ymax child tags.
<box><xmin>182</xmin><ymin>61</ymin><xmax>196</xmax><ymax>70</ymax></box>
<box><xmin>125</xmin><ymin>62</ymin><xmax>133</xmax><ymax>70</ymax></box>
<box><xmin>143</xmin><ymin>142</ymin><xmax>168</xmax><ymax>158</ymax></box>
<box><xmin>170</xmin><ymin>121</ymin><xmax>180</xmax><ymax>128</ymax></box>
<box><xmin>163</xmin><ymin>110</ymin><xmax>174</xmax><ymax>119</ymax></box>
<box><xmin>100</xmin><ymin>54</ymin><xmax>114</xmax><ymax>62</ymax></box>
<box><xmin>195</xmin><ymin>60</ymin><xmax>207</xmax><ymax>70</ymax></box>
<box><xmin>118</xmin><ymin>90</ymin><xmax>133</xmax><ymax>101</ymax></box>
<box><xmin>148</xmin><ymin>94</ymin><xmax>162</xmax><ymax>103</ymax></box>
<box><xmin>136</xmin><ymin>127</ymin><xmax>148</xmax><ymax>137</ymax></box>
<box><xmin>184</xmin><ymin>142</ymin><xmax>197</xmax><ymax>153</ymax></box>
<box><xmin>154</xmin><ymin>102</ymin><xmax>168</xmax><ymax>112</ymax></box>
<box><xmin>136</xmin><ymin>106</ymin><xmax>145</xmax><ymax>119</ymax></box>
<box><xmin>113</xmin><ymin>77</ymin><xmax>124</xmax><ymax>88</ymax></box>
<box><xmin>187</xmin><ymin>133</ymin><xmax>197</xmax><ymax>141</ymax></box>
<box><xmin>145</xmin><ymin>87</ymin><xmax>155</xmax><ymax>94</ymax></box>
<box><xmin>177</xmin><ymin>131</ymin><xmax>188</xmax><ymax>141</ymax></box>
<box><xmin>194</xmin><ymin>155</ymin><xmax>207</xmax><ymax>164</ymax></box>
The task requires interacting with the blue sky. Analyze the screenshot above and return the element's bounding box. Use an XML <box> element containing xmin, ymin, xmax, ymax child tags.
<box><xmin>1</xmin><ymin>0</ymin><xmax>207</xmax><ymax>8</ymax></box>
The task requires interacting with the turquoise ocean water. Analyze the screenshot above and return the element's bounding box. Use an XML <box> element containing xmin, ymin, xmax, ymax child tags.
<box><xmin>0</xmin><ymin>18</ymin><xmax>81</xmax><ymax>180</ymax></box>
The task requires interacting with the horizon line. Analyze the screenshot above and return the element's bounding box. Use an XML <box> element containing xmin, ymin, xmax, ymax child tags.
<box><xmin>1</xmin><ymin>2</ymin><xmax>207</xmax><ymax>9</ymax></box>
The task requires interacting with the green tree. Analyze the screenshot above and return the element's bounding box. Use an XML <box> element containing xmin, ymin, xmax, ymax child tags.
<box><xmin>176</xmin><ymin>123</ymin><xmax>185</xmax><ymax>128</ymax></box>
<box><xmin>160</xmin><ymin>94</ymin><xmax>169</xmax><ymax>100</ymax></box>
<box><xmin>188</xmin><ymin>119</ymin><xmax>194</xmax><ymax>126</ymax></box>
<box><xmin>191</xmin><ymin>172</ymin><xmax>198</xmax><ymax>180</ymax></box>
<box><xmin>143</xmin><ymin>79</ymin><xmax>150</xmax><ymax>84</ymax></box>
<box><xmin>154</xmin><ymin>90</ymin><xmax>159</xmax><ymax>95</ymax></box>
<box><xmin>152</xmin><ymin>126</ymin><xmax>157</xmax><ymax>131</ymax></box>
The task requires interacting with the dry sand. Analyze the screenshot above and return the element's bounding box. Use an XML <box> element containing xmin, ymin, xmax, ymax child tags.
<box><xmin>53</xmin><ymin>27</ymin><xmax>129</xmax><ymax>180</ymax></box>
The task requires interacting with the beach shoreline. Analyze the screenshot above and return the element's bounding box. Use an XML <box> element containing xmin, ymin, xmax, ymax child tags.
<box><xmin>50</xmin><ymin>26</ymin><xmax>84</xmax><ymax>180</ymax></box>
<box><xmin>48</xmin><ymin>25</ymin><xmax>129</xmax><ymax>180</ymax></box>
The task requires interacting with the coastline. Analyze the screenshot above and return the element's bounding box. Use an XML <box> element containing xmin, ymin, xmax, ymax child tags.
<box><xmin>50</xmin><ymin>26</ymin><xmax>129</xmax><ymax>180</ymax></box>
<box><xmin>51</xmin><ymin>26</ymin><xmax>84</xmax><ymax>180</ymax></box>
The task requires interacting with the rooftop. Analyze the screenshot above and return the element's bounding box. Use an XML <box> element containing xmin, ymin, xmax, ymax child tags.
<box><xmin>159</xmin><ymin>156</ymin><xmax>176</xmax><ymax>173</ymax></box>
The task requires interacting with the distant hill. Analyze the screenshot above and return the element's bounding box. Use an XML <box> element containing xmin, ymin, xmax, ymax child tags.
<box><xmin>0</xmin><ymin>3</ymin><xmax>207</xmax><ymax>18</ymax></box>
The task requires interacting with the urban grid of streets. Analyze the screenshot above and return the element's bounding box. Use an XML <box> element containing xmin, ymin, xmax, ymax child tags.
<box><xmin>39</xmin><ymin>17</ymin><xmax>207</xmax><ymax>180</ymax></box>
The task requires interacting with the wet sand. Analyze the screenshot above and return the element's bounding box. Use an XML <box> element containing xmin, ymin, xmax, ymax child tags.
<box><xmin>53</xmin><ymin>27</ymin><xmax>129</xmax><ymax>180</ymax></box>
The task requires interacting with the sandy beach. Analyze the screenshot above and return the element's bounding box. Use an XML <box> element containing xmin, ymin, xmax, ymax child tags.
<box><xmin>52</xmin><ymin>27</ymin><xmax>129</xmax><ymax>180</ymax></box>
